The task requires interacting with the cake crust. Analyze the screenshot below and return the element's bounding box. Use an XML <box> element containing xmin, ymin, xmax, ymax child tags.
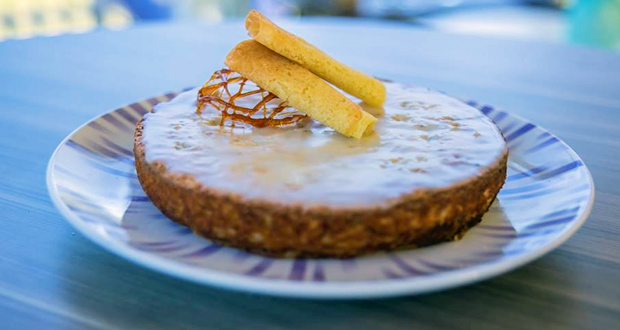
<box><xmin>134</xmin><ymin>121</ymin><xmax>508</xmax><ymax>258</ymax></box>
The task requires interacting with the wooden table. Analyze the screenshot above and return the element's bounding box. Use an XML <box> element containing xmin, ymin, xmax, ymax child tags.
<box><xmin>1</xmin><ymin>18</ymin><xmax>619</xmax><ymax>329</ymax></box>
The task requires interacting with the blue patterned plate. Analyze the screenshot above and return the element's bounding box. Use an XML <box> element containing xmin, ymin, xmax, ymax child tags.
<box><xmin>47</xmin><ymin>91</ymin><xmax>594</xmax><ymax>299</ymax></box>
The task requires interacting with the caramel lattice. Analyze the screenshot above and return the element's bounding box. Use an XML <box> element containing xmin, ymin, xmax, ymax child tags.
<box><xmin>196</xmin><ymin>69</ymin><xmax>308</xmax><ymax>127</ymax></box>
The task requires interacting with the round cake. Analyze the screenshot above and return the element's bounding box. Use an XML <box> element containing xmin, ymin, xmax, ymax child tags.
<box><xmin>134</xmin><ymin>82</ymin><xmax>508</xmax><ymax>257</ymax></box>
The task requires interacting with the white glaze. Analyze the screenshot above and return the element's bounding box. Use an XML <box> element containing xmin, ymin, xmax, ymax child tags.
<box><xmin>142</xmin><ymin>82</ymin><xmax>506</xmax><ymax>208</ymax></box>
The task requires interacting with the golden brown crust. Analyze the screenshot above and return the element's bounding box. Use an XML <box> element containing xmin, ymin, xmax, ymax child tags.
<box><xmin>134</xmin><ymin>121</ymin><xmax>508</xmax><ymax>258</ymax></box>
<box><xmin>225</xmin><ymin>40</ymin><xmax>376</xmax><ymax>139</ymax></box>
<box><xmin>245</xmin><ymin>10</ymin><xmax>386</xmax><ymax>107</ymax></box>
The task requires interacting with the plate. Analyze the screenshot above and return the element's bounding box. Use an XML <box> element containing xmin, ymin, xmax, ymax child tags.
<box><xmin>47</xmin><ymin>90</ymin><xmax>594</xmax><ymax>299</ymax></box>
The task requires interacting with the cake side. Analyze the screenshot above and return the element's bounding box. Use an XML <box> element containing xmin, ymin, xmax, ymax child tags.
<box><xmin>134</xmin><ymin>120</ymin><xmax>508</xmax><ymax>258</ymax></box>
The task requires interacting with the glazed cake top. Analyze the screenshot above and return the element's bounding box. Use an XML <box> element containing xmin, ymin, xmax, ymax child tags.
<box><xmin>142</xmin><ymin>82</ymin><xmax>506</xmax><ymax>208</ymax></box>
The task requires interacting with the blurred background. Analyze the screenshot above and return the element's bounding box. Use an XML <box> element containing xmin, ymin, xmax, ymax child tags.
<box><xmin>0</xmin><ymin>0</ymin><xmax>619</xmax><ymax>50</ymax></box>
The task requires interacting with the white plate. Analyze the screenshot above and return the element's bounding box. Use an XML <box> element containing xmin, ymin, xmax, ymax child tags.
<box><xmin>47</xmin><ymin>89</ymin><xmax>594</xmax><ymax>299</ymax></box>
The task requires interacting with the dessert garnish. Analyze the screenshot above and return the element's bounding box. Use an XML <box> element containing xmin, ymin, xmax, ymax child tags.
<box><xmin>195</xmin><ymin>10</ymin><xmax>385</xmax><ymax>139</ymax></box>
<box><xmin>245</xmin><ymin>10</ymin><xmax>386</xmax><ymax>107</ymax></box>
<box><xmin>225</xmin><ymin>40</ymin><xmax>377</xmax><ymax>139</ymax></box>
<box><xmin>196</xmin><ymin>69</ymin><xmax>308</xmax><ymax>128</ymax></box>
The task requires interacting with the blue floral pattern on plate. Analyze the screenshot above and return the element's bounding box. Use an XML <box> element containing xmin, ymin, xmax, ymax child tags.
<box><xmin>47</xmin><ymin>90</ymin><xmax>594</xmax><ymax>299</ymax></box>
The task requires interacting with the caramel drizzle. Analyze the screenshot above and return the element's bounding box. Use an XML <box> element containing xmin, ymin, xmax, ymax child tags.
<box><xmin>196</xmin><ymin>69</ymin><xmax>308</xmax><ymax>127</ymax></box>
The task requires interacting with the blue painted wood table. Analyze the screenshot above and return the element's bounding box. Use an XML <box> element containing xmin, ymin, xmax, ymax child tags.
<box><xmin>0</xmin><ymin>18</ymin><xmax>619</xmax><ymax>329</ymax></box>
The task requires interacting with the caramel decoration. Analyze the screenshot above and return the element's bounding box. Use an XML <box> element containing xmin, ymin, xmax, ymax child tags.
<box><xmin>196</xmin><ymin>69</ymin><xmax>308</xmax><ymax>127</ymax></box>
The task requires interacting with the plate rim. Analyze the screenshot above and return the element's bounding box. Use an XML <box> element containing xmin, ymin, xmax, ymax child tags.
<box><xmin>46</xmin><ymin>96</ymin><xmax>595</xmax><ymax>299</ymax></box>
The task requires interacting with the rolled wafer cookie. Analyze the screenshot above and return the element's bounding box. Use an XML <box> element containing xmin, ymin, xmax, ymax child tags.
<box><xmin>245</xmin><ymin>10</ymin><xmax>386</xmax><ymax>107</ymax></box>
<box><xmin>225</xmin><ymin>40</ymin><xmax>377</xmax><ymax>139</ymax></box>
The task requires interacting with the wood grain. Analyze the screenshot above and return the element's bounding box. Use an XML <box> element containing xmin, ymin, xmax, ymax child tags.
<box><xmin>0</xmin><ymin>19</ymin><xmax>619</xmax><ymax>329</ymax></box>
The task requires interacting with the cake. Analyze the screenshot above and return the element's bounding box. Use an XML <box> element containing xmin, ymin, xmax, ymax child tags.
<box><xmin>134</xmin><ymin>81</ymin><xmax>507</xmax><ymax>257</ymax></box>
<box><xmin>133</xmin><ymin>10</ymin><xmax>507</xmax><ymax>258</ymax></box>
